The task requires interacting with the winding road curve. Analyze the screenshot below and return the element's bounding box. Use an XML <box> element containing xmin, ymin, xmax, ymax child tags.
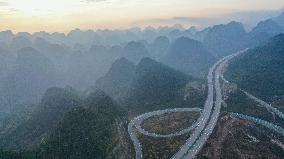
<box><xmin>230</xmin><ymin>113</ymin><xmax>284</xmax><ymax>136</ymax></box>
<box><xmin>175</xmin><ymin>52</ymin><xmax>245</xmax><ymax>159</ymax></box>
<box><xmin>242</xmin><ymin>91</ymin><xmax>284</xmax><ymax>120</ymax></box>
<box><xmin>128</xmin><ymin>118</ymin><xmax>143</xmax><ymax>159</ymax></box>
<box><xmin>128</xmin><ymin>108</ymin><xmax>202</xmax><ymax>159</ymax></box>
<box><xmin>222</xmin><ymin>74</ymin><xmax>284</xmax><ymax>120</ymax></box>
<box><xmin>128</xmin><ymin>51</ymin><xmax>245</xmax><ymax>159</ymax></box>
<box><xmin>128</xmin><ymin>49</ymin><xmax>284</xmax><ymax>159</ymax></box>
<box><xmin>135</xmin><ymin>108</ymin><xmax>202</xmax><ymax>138</ymax></box>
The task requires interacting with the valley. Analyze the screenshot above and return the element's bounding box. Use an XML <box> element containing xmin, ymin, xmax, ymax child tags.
<box><xmin>128</xmin><ymin>50</ymin><xmax>254</xmax><ymax>159</ymax></box>
<box><xmin>0</xmin><ymin>7</ymin><xmax>284</xmax><ymax>159</ymax></box>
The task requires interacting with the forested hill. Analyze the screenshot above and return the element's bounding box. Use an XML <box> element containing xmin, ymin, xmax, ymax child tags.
<box><xmin>225</xmin><ymin>33</ymin><xmax>284</xmax><ymax>101</ymax></box>
<box><xmin>0</xmin><ymin>89</ymin><xmax>131</xmax><ymax>159</ymax></box>
<box><xmin>126</xmin><ymin>57</ymin><xmax>193</xmax><ymax>111</ymax></box>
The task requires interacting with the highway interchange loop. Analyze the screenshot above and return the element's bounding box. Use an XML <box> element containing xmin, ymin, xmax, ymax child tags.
<box><xmin>134</xmin><ymin>108</ymin><xmax>202</xmax><ymax>138</ymax></box>
<box><xmin>128</xmin><ymin>49</ymin><xmax>284</xmax><ymax>159</ymax></box>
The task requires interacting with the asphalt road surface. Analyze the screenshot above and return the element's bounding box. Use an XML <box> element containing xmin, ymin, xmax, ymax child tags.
<box><xmin>128</xmin><ymin>108</ymin><xmax>202</xmax><ymax>159</ymax></box>
<box><xmin>128</xmin><ymin>50</ymin><xmax>253</xmax><ymax>159</ymax></box>
<box><xmin>177</xmin><ymin>52</ymin><xmax>244</xmax><ymax>159</ymax></box>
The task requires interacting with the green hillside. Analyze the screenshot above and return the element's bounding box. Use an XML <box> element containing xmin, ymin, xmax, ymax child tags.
<box><xmin>225</xmin><ymin>34</ymin><xmax>284</xmax><ymax>101</ymax></box>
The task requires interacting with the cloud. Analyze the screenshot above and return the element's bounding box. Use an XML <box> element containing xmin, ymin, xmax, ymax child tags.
<box><xmin>9</xmin><ymin>8</ymin><xmax>20</xmax><ymax>12</ymax></box>
<box><xmin>132</xmin><ymin>9</ymin><xmax>283</xmax><ymax>30</ymax></box>
<box><xmin>224</xmin><ymin>9</ymin><xmax>282</xmax><ymax>30</ymax></box>
<box><xmin>132</xmin><ymin>16</ymin><xmax>221</xmax><ymax>29</ymax></box>
<box><xmin>81</xmin><ymin>0</ymin><xmax>107</xmax><ymax>3</ymax></box>
<box><xmin>0</xmin><ymin>1</ymin><xmax>9</xmax><ymax>6</ymax></box>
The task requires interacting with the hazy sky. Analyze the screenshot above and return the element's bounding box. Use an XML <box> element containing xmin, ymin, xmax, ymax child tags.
<box><xmin>0</xmin><ymin>0</ymin><xmax>283</xmax><ymax>33</ymax></box>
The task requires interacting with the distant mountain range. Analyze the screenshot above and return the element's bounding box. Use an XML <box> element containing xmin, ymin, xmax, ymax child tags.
<box><xmin>203</xmin><ymin>21</ymin><xmax>247</xmax><ymax>57</ymax></box>
<box><xmin>0</xmin><ymin>12</ymin><xmax>282</xmax><ymax>113</ymax></box>
<box><xmin>163</xmin><ymin>37</ymin><xmax>216</xmax><ymax>76</ymax></box>
<box><xmin>0</xmin><ymin>11</ymin><xmax>284</xmax><ymax>159</ymax></box>
<box><xmin>150</xmin><ymin>36</ymin><xmax>170</xmax><ymax>60</ymax></box>
<box><xmin>0</xmin><ymin>47</ymin><xmax>56</xmax><ymax>112</ymax></box>
<box><xmin>122</xmin><ymin>41</ymin><xmax>150</xmax><ymax>63</ymax></box>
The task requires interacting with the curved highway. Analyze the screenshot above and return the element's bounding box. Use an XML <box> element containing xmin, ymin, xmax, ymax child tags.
<box><xmin>170</xmin><ymin>55</ymin><xmax>220</xmax><ymax>159</ymax></box>
<box><xmin>230</xmin><ymin>113</ymin><xmax>284</xmax><ymax>136</ymax></box>
<box><xmin>128</xmin><ymin>49</ymin><xmax>283</xmax><ymax>159</ymax></box>
<box><xmin>242</xmin><ymin>91</ymin><xmax>284</xmax><ymax>120</ymax></box>
<box><xmin>135</xmin><ymin>108</ymin><xmax>202</xmax><ymax>138</ymax></box>
<box><xmin>128</xmin><ymin>108</ymin><xmax>202</xmax><ymax>159</ymax></box>
<box><xmin>222</xmin><ymin>74</ymin><xmax>284</xmax><ymax>120</ymax></box>
<box><xmin>128</xmin><ymin>51</ymin><xmax>244</xmax><ymax>159</ymax></box>
<box><xmin>128</xmin><ymin>118</ymin><xmax>143</xmax><ymax>159</ymax></box>
<box><xmin>176</xmin><ymin>52</ymin><xmax>245</xmax><ymax>159</ymax></box>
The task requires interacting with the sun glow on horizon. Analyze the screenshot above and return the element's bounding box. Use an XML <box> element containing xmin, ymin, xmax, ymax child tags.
<box><xmin>0</xmin><ymin>0</ymin><xmax>283</xmax><ymax>33</ymax></box>
<box><xmin>8</xmin><ymin>0</ymin><xmax>81</xmax><ymax>16</ymax></box>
